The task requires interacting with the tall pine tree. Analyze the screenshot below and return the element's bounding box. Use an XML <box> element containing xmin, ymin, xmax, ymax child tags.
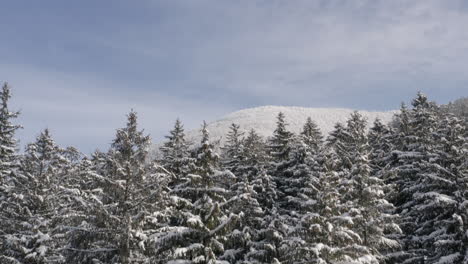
<box><xmin>65</xmin><ymin>111</ymin><xmax>170</xmax><ymax>264</ymax></box>
<box><xmin>160</xmin><ymin>118</ymin><xmax>194</xmax><ymax>180</ymax></box>
<box><xmin>155</xmin><ymin>121</ymin><xmax>239</xmax><ymax>264</ymax></box>
<box><xmin>0</xmin><ymin>82</ymin><xmax>21</xmax><ymax>184</ymax></box>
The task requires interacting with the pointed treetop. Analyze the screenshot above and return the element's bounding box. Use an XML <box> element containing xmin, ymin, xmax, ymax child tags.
<box><xmin>164</xmin><ymin>118</ymin><xmax>186</xmax><ymax>143</ymax></box>
<box><xmin>345</xmin><ymin>111</ymin><xmax>368</xmax><ymax>152</ymax></box>
<box><xmin>27</xmin><ymin>128</ymin><xmax>58</xmax><ymax>154</ymax></box>
<box><xmin>0</xmin><ymin>82</ymin><xmax>21</xmax><ymax>180</ymax></box>
<box><xmin>273</xmin><ymin>112</ymin><xmax>292</xmax><ymax>138</ymax></box>
<box><xmin>1</xmin><ymin>82</ymin><xmax>11</xmax><ymax>109</ymax></box>
<box><xmin>301</xmin><ymin>116</ymin><xmax>323</xmax><ymax>150</ymax></box>
<box><xmin>412</xmin><ymin>91</ymin><xmax>429</xmax><ymax>108</ymax></box>
<box><xmin>276</xmin><ymin>112</ymin><xmax>287</xmax><ymax>128</ymax></box>
<box><xmin>201</xmin><ymin>120</ymin><xmax>210</xmax><ymax>144</ymax></box>
<box><xmin>112</xmin><ymin>110</ymin><xmax>150</xmax><ymax>162</ymax></box>
<box><xmin>269</xmin><ymin>112</ymin><xmax>293</xmax><ymax>161</ymax></box>
<box><xmin>225</xmin><ymin>123</ymin><xmax>243</xmax><ymax>145</ymax></box>
<box><xmin>347</xmin><ymin>111</ymin><xmax>367</xmax><ymax>134</ymax></box>
<box><xmin>0</xmin><ymin>82</ymin><xmax>20</xmax><ymax>121</ymax></box>
<box><xmin>172</xmin><ymin>118</ymin><xmax>184</xmax><ymax>134</ymax></box>
<box><xmin>245</xmin><ymin>128</ymin><xmax>262</xmax><ymax>146</ymax></box>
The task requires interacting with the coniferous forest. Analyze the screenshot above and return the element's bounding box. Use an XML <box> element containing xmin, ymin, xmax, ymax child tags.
<box><xmin>0</xmin><ymin>82</ymin><xmax>467</xmax><ymax>264</ymax></box>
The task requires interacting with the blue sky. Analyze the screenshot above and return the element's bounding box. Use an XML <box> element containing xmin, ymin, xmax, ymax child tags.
<box><xmin>1</xmin><ymin>0</ymin><xmax>467</xmax><ymax>153</ymax></box>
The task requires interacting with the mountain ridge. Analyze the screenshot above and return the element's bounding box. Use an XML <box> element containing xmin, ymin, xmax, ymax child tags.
<box><xmin>182</xmin><ymin>105</ymin><xmax>397</xmax><ymax>145</ymax></box>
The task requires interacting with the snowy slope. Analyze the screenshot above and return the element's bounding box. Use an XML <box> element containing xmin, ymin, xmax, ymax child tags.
<box><xmin>184</xmin><ymin>106</ymin><xmax>397</xmax><ymax>145</ymax></box>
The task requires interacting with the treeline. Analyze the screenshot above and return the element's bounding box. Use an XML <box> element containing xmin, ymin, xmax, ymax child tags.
<box><xmin>0</xmin><ymin>82</ymin><xmax>467</xmax><ymax>264</ymax></box>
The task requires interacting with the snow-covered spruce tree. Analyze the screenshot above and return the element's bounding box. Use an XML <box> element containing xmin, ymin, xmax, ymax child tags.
<box><xmin>325</xmin><ymin>122</ymin><xmax>349</xmax><ymax>171</ymax></box>
<box><xmin>426</xmin><ymin>112</ymin><xmax>468</xmax><ymax>263</ymax></box>
<box><xmin>268</xmin><ymin>112</ymin><xmax>293</xmax><ymax>163</ymax></box>
<box><xmin>260</xmin><ymin>117</ymin><xmax>323</xmax><ymax>263</ymax></box>
<box><xmin>222</xmin><ymin>129</ymin><xmax>284</xmax><ymax>263</ymax></box>
<box><xmin>242</xmin><ymin>168</ymin><xmax>282</xmax><ymax>264</ymax></box>
<box><xmin>0</xmin><ymin>83</ymin><xmax>23</xmax><ymax>264</ymax></box>
<box><xmin>239</xmin><ymin>129</ymin><xmax>268</xmax><ymax>183</ymax></box>
<box><xmin>283</xmin><ymin>118</ymin><xmax>324</xmax><ymax>211</ymax></box>
<box><xmin>390</xmin><ymin>103</ymin><xmax>411</xmax><ymax>153</ymax></box>
<box><xmin>278</xmin><ymin>136</ymin><xmax>324</xmax><ymax>263</ymax></box>
<box><xmin>268</xmin><ymin>114</ymin><xmax>293</xmax><ymax>206</ymax></box>
<box><xmin>220</xmin><ymin>125</ymin><xmax>274</xmax><ymax>263</ymax></box>
<box><xmin>63</xmin><ymin>150</ymin><xmax>119</xmax><ymax>263</ymax></box>
<box><xmin>64</xmin><ymin>150</ymin><xmax>118</xmax><ymax>263</ymax></box>
<box><xmin>315</xmin><ymin>113</ymin><xmax>401</xmax><ymax>264</ymax></box>
<box><xmin>65</xmin><ymin>111</ymin><xmax>170</xmax><ymax>264</ymax></box>
<box><xmin>220</xmin><ymin>174</ymin><xmax>264</xmax><ymax>263</ymax></box>
<box><xmin>221</xmin><ymin>123</ymin><xmax>245</xmax><ymax>176</ymax></box>
<box><xmin>0</xmin><ymin>82</ymin><xmax>21</xmax><ymax>184</ymax></box>
<box><xmin>301</xmin><ymin>116</ymin><xmax>323</xmax><ymax>153</ymax></box>
<box><xmin>0</xmin><ymin>84</ymin><xmax>21</xmax><ymax>256</ymax></box>
<box><xmin>160</xmin><ymin>118</ymin><xmax>194</xmax><ymax>182</ymax></box>
<box><xmin>388</xmin><ymin>93</ymin><xmax>468</xmax><ymax>263</ymax></box>
<box><xmin>368</xmin><ymin>118</ymin><xmax>394</xmax><ymax>177</ymax></box>
<box><xmin>299</xmin><ymin>165</ymin><xmax>358</xmax><ymax>263</ymax></box>
<box><xmin>0</xmin><ymin>129</ymin><xmax>78</xmax><ymax>263</ymax></box>
<box><xmin>390</xmin><ymin>95</ymin><xmax>468</xmax><ymax>264</ymax></box>
<box><xmin>388</xmin><ymin>93</ymin><xmax>445</xmax><ymax>263</ymax></box>
<box><xmin>154</xmin><ymin>121</ymin><xmax>239</xmax><ymax>264</ymax></box>
<box><xmin>263</xmin><ymin>113</ymin><xmax>298</xmax><ymax>263</ymax></box>
<box><xmin>344</xmin><ymin>112</ymin><xmax>400</xmax><ymax>263</ymax></box>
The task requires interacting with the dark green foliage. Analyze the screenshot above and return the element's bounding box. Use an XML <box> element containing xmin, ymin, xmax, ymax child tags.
<box><xmin>221</xmin><ymin>123</ymin><xmax>245</xmax><ymax>176</ymax></box>
<box><xmin>268</xmin><ymin>112</ymin><xmax>293</xmax><ymax>162</ymax></box>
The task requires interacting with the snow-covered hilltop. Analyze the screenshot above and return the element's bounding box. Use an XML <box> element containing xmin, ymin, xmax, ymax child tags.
<box><xmin>184</xmin><ymin>106</ymin><xmax>397</xmax><ymax>144</ymax></box>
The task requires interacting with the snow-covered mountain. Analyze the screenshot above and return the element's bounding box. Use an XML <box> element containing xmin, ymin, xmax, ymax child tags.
<box><xmin>183</xmin><ymin>106</ymin><xmax>397</xmax><ymax>145</ymax></box>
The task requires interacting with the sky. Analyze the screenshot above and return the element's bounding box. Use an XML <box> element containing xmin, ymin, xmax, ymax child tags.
<box><xmin>1</xmin><ymin>0</ymin><xmax>467</xmax><ymax>153</ymax></box>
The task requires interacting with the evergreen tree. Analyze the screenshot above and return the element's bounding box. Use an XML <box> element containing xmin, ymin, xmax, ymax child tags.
<box><xmin>0</xmin><ymin>83</ymin><xmax>21</xmax><ymax>263</ymax></box>
<box><xmin>0</xmin><ymin>129</ymin><xmax>77</xmax><ymax>263</ymax></box>
<box><xmin>326</xmin><ymin>122</ymin><xmax>348</xmax><ymax>171</ymax></box>
<box><xmin>426</xmin><ymin>112</ymin><xmax>468</xmax><ymax>263</ymax></box>
<box><xmin>221</xmin><ymin>123</ymin><xmax>245</xmax><ymax>175</ymax></box>
<box><xmin>264</xmin><ymin>112</ymin><xmax>295</xmax><ymax>264</ymax></box>
<box><xmin>300</xmin><ymin>167</ymin><xmax>361</xmax><ymax>263</ymax></box>
<box><xmin>155</xmin><ymin>121</ymin><xmax>239</xmax><ymax>264</ymax></box>
<box><xmin>278</xmin><ymin>136</ymin><xmax>323</xmax><ymax>263</ymax></box>
<box><xmin>368</xmin><ymin>118</ymin><xmax>393</xmax><ymax>176</ymax></box>
<box><xmin>268</xmin><ymin>112</ymin><xmax>293</xmax><ymax>163</ymax></box>
<box><xmin>0</xmin><ymin>82</ymin><xmax>21</xmax><ymax>184</ymax></box>
<box><xmin>65</xmin><ymin>111</ymin><xmax>170</xmax><ymax>264</ymax></box>
<box><xmin>269</xmin><ymin>118</ymin><xmax>324</xmax><ymax>263</ymax></box>
<box><xmin>266</xmin><ymin>113</ymin><xmax>294</xmax><ymax>255</ymax></box>
<box><xmin>221</xmin><ymin>125</ymin><xmax>273</xmax><ymax>263</ymax></box>
<box><xmin>388</xmin><ymin>93</ymin><xmax>438</xmax><ymax>263</ymax></box>
<box><xmin>301</xmin><ymin>116</ymin><xmax>323</xmax><ymax>153</ymax></box>
<box><xmin>221</xmin><ymin>175</ymin><xmax>262</xmax><ymax>263</ymax></box>
<box><xmin>243</xmin><ymin>169</ymin><xmax>282</xmax><ymax>263</ymax></box>
<box><xmin>160</xmin><ymin>118</ymin><xmax>194</xmax><ymax>180</ymax></box>
<box><xmin>344</xmin><ymin>112</ymin><xmax>400</xmax><ymax>262</ymax></box>
<box><xmin>316</xmin><ymin>113</ymin><xmax>401</xmax><ymax>263</ymax></box>
<box><xmin>240</xmin><ymin>129</ymin><xmax>268</xmax><ymax>182</ymax></box>
<box><xmin>387</xmin><ymin>92</ymin><xmax>468</xmax><ymax>263</ymax></box>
